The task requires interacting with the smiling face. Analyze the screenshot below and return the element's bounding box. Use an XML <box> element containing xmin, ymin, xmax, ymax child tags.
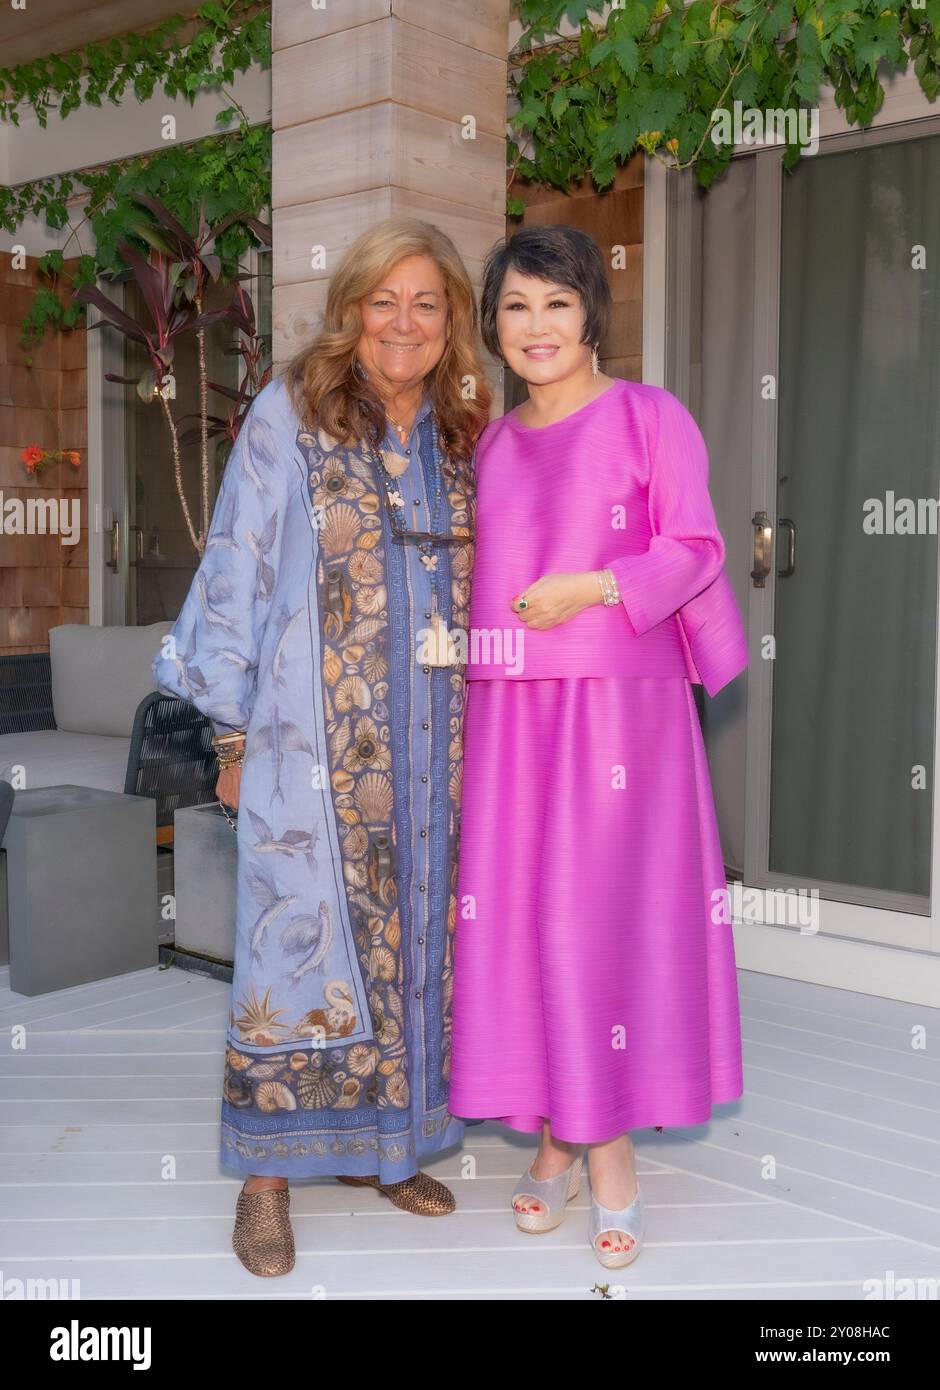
<box><xmin>356</xmin><ymin>254</ymin><xmax>449</xmax><ymax>398</ymax></box>
<box><xmin>495</xmin><ymin>267</ymin><xmax>592</xmax><ymax>385</ymax></box>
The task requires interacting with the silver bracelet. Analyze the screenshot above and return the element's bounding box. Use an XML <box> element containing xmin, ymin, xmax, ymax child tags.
<box><xmin>597</xmin><ymin>567</ymin><xmax>621</xmax><ymax>606</ymax></box>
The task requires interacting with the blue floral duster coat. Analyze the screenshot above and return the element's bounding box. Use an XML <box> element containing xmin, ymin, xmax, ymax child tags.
<box><xmin>152</xmin><ymin>375</ymin><xmax>474</xmax><ymax>1181</ymax></box>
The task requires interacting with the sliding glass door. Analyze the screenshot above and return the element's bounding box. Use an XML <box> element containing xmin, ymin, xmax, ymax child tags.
<box><xmin>770</xmin><ymin>131</ymin><xmax>940</xmax><ymax>906</ymax></box>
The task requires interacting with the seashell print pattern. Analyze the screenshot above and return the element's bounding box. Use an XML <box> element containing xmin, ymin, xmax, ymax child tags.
<box><xmin>220</xmin><ymin>415</ymin><xmax>475</xmax><ymax>1145</ymax></box>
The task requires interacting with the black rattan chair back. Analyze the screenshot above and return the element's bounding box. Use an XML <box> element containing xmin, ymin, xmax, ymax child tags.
<box><xmin>126</xmin><ymin>692</ymin><xmax>219</xmax><ymax>829</ymax></box>
<box><xmin>0</xmin><ymin>653</ymin><xmax>55</xmax><ymax>736</ymax></box>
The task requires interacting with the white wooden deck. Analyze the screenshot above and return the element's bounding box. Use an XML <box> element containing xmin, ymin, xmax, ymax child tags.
<box><xmin>1</xmin><ymin>963</ymin><xmax>938</xmax><ymax>1300</ymax></box>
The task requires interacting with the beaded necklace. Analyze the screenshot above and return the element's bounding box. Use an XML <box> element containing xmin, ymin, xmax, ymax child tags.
<box><xmin>366</xmin><ymin>415</ymin><xmax>455</xmax><ymax>665</ymax></box>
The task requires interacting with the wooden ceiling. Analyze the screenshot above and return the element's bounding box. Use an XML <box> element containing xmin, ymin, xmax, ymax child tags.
<box><xmin>0</xmin><ymin>0</ymin><xmax>198</xmax><ymax>69</ymax></box>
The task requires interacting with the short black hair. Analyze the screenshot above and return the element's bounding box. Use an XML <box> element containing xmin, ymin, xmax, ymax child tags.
<box><xmin>479</xmin><ymin>225</ymin><xmax>612</xmax><ymax>359</ymax></box>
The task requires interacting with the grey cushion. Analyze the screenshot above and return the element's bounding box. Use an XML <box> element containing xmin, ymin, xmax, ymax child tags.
<box><xmin>50</xmin><ymin>621</ymin><xmax>174</xmax><ymax>737</ymax></box>
<box><xmin>0</xmin><ymin>731</ymin><xmax>131</xmax><ymax>794</ymax></box>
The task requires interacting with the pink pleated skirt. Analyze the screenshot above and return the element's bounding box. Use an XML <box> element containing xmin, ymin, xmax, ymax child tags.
<box><xmin>449</xmin><ymin>675</ymin><xmax>744</xmax><ymax>1143</ymax></box>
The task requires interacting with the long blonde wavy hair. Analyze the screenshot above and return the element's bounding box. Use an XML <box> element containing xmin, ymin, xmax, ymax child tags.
<box><xmin>284</xmin><ymin>217</ymin><xmax>491</xmax><ymax>477</ymax></box>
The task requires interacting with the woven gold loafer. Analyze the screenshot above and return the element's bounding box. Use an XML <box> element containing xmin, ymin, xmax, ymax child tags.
<box><xmin>232</xmin><ymin>1184</ymin><xmax>295</xmax><ymax>1277</ymax></box>
<box><xmin>337</xmin><ymin>1171</ymin><xmax>456</xmax><ymax>1215</ymax></box>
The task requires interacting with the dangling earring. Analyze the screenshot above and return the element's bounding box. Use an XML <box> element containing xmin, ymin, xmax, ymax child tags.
<box><xmin>590</xmin><ymin>345</ymin><xmax>600</xmax><ymax>377</ymax></box>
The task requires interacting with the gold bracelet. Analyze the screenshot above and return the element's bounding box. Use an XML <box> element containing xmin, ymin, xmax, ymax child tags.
<box><xmin>212</xmin><ymin>730</ymin><xmax>245</xmax><ymax>748</ymax></box>
<box><xmin>213</xmin><ymin>730</ymin><xmax>246</xmax><ymax>771</ymax></box>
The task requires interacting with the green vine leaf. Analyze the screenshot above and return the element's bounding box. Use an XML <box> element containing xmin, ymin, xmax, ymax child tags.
<box><xmin>508</xmin><ymin>1</ymin><xmax>940</xmax><ymax>208</ymax></box>
<box><xmin>0</xmin><ymin>1</ymin><xmax>269</xmax><ymax>127</ymax></box>
<box><xmin>4</xmin><ymin>120</ymin><xmax>272</xmax><ymax>351</ymax></box>
<box><xmin>1</xmin><ymin>5</ymin><xmax>272</xmax><ymax>353</ymax></box>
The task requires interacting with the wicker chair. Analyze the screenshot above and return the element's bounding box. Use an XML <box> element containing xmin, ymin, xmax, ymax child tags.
<box><xmin>0</xmin><ymin>650</ymin><xmax>218</xmax><ymax>838</ymax></box>
<box><xmin>0</xmin><ymin>651</ymin><xmax>55</xmax><ymax>736</ymax></box>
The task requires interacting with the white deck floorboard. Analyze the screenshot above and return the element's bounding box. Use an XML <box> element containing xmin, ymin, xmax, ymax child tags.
<box><xmin>0</xmin><ymin>962</ymin><xmax>938</xmax><ymax>1300</ymax></box>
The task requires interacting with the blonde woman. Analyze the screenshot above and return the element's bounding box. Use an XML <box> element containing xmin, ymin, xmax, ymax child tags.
<box><xmin>154</xmin><ymin>217</ymin><xmax>489</xmax><ymax>1276</ymax></box>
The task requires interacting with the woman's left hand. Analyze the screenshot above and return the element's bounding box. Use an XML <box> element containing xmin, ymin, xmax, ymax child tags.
<box><xmin>510</xmin><ymin>572</ymin><xmax>604</xmax><ymax>629</ymax></box>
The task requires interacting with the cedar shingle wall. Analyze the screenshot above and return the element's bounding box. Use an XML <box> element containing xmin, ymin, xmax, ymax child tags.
<box><xmin>0</xmin><ymin>256</ymin><xmax>88</xmax><ymax>655</ymax></box>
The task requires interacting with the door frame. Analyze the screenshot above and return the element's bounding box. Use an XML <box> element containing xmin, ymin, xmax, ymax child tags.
<box><xmin>746</xmin><ymin>119</ymin><xmax>940</xmax><ymax>938</ymax></box>
<box><xmin>86</xmin><ymin>285</ymin><xmax>128</xmax><ymax>627</ymax></box>
<box><xmin>645</xmin><ymin>86</ymin><xmax>940</xmax><ymax>1003</ymax></box>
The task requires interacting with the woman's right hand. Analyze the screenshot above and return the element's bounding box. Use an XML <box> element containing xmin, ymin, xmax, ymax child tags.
<box><xmin>216</xmin><ymin>764</ymin><xmax>242</xmax><ymax>811</ymax></box>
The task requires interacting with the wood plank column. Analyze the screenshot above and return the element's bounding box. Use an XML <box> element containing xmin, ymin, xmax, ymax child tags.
<box><xmin>271</xmin><ymin>0</ymin><xmax>511</xmax><ymax>373</ymax></box>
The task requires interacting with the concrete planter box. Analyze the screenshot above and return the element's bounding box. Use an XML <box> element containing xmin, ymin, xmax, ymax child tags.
<box><xmin>172</xmin><ymin>801</ymin><xmax>237</xmax><ymax>966</ymax></box>
<box><xmin>4</xmin><ymin>784</ymin><xmax>158</xmax><ymax>995</ymax></box>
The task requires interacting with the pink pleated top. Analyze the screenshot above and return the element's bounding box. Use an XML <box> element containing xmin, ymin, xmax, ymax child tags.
<box><xmin>464</xmin><ymin>376</ymin><xmax>728</xmax><ymax>680</ymax></box>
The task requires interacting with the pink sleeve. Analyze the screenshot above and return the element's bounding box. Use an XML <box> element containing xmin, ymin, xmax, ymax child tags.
<box><xmin>604</xmin><ymin>390</ymin><xmax>725</xmax><ymax>637</ymax></box>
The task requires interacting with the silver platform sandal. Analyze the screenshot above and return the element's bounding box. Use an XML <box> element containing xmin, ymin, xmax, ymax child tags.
<box><xmin>511</xmin><ymin>1150</ymin><xmax>583</xmax><ymax>1234</ymax></box>
<box><xmin>589</xmin><ymin>1183</ymin><xmax>644</xmax><ymax>1269</ymax></box>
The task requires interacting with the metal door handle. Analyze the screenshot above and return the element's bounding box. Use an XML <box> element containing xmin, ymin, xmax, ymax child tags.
<box><xmin>107</xmin><ymin>519</ymin><xmax>120</xmax><ymax>572</ymax></box>
<box><xmin>751</xmin><ymin>509</ymin><xmax>773</xmax><ymax>588</ymax></box>
<box><xmin>777</xmin><ymin>517</ymin><xmax>795</xmax><ymax>577</ymax></box>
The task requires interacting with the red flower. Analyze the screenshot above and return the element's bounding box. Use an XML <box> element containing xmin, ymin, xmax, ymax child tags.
<box><xmin>21</xmin><ymin>445</ymin><xmax>44</xmax><ymax>468</ymax></box>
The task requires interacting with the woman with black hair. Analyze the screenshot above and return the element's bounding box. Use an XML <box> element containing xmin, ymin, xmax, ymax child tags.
<box><xmin>449</xmin><ymin>224</ymin><xmax>748</xmax><ymax>1269</ymax></box>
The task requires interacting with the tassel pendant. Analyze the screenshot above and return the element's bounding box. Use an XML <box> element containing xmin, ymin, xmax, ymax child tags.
<box><xmin>381</xmin><ymin>450</ymin><xmax>410</xmax><ymax>478</ymax></box>
<box><xmin>418</xmin><ymin>592</ymin><xmax>456</xmax><ymax>667</ymax></box>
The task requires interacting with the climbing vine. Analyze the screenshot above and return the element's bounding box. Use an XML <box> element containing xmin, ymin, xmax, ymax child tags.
<box><xmin>0</xmin><ymin>2</ymin><xmax>272</xmax><ymax>351</ymax></box>
<box><xmin>7</xmin><ymin>120</ymin><xmax>272</xmax><ymax>350</ymax></box>
<box><xmin>0</xmin><ymin>0</ymin><xmax>270</xmax><ymax>127</ymax></box>
<box><xmin>508</xmin><ymin>0</ymin><xmax>940</xmax><ymax>206</ymax></box>
<box><xmin>8</xmin><ymin>0</ymin><xmax>939</xmax><ymax>338</ymax></box>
